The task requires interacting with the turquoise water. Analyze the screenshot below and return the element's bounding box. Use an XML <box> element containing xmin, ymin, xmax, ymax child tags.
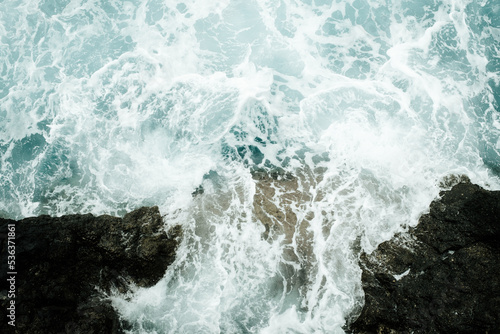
<box><xmin>1</xmin><ymin>0</ymin><xmax>500</xmax><ymax>332</ymax></box>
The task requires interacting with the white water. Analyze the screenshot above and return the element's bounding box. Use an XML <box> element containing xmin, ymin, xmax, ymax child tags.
<box><xmin>1</xmin><ymin>0</ymin><xmax>500</xmax><ymax>332</ymax></box>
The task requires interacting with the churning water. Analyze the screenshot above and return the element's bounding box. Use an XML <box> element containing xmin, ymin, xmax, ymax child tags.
<box><xmin>1</xmin><ymin>0</ymin><xmax>500</xmax><ymax>332</ymax></box>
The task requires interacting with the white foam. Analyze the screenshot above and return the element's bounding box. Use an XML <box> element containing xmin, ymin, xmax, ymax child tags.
<box><xmin>2</xmin><ymin>0</ymin><xmax>500</xmax><ymax>332</ymax></box>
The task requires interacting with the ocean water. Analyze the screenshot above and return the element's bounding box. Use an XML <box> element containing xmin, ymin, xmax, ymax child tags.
<box><xmin>1</xmin><ymin>0</ymin><xmax>500</xmax><ymax>332</ymax></box>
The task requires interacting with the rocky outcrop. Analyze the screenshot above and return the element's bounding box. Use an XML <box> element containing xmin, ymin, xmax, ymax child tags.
<box><xmin>0</xmin><ymin>206</ymin><xmax>181</xmax><ymax>334</ymax></box>
<box><xmin>349</xmin><ymin>178</ymin><xmax>500</xmax><ymax>333</ymax></box>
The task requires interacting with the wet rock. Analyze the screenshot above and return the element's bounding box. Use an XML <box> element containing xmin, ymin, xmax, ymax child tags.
<box><xmin>252</xmin><ymin>168</ymin><xmax>318</xmax><ymax>300</ymax></box>
<box><xmin>0</xmin><ymin>206</ymin><xmax>181</xmax><ymax>334</ymax></box>
<box><xmin>349</xmin><ymin>178</ymin><xmax>500</xmax><ymax>333</ymax></box>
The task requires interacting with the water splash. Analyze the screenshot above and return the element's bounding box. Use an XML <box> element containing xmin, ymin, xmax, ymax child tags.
<box><xmin>1</xmin><ymin>0</ymin><xmax>499</xmax><ymax>332</ymax></box>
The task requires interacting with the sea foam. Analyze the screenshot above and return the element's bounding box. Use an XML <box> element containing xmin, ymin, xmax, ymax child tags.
<box><xmin>1</xmin><ymin>0</ymin><xmax>499</xmax><ymax>332</ymax></box>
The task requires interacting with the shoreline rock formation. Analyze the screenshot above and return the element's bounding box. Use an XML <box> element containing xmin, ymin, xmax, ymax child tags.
<box><xmin>1</xmin><ymin>177</ymin><xmax>499</xmax><ymax>333</ymax></box>
<box><xmin>0</xmin><ymin>206</ymin><xmax>181</xmax><ymax>334</ymax></box>
<box><xmin>348</xmin><ymin>178</ymin><xmax>500</xmax><ymax>333</ymax></box>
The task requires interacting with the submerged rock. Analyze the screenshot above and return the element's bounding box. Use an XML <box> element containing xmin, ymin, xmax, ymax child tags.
<box><xmin>0</xmin><ymin>206</ymin><xmax>181</xmax><ymax>334</ymax></box>
<box><xmin>252</xmin><ymin>168</ymin><xmax>318</xmax><ymax>298</ymax></box>
<box><xmin>349</xmin><ymin>178</ymin><xmax>500</xmax><ymax>333</ymax></box>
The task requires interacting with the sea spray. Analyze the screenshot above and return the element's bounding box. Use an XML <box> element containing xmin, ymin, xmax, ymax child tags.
<box><xmin>1</xmin><ymin>0</ymin><xmax>499</xmax><ymax>332</ymax></box>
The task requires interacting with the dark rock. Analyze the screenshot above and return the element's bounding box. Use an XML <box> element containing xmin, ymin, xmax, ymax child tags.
<box><xmin>0</xmin><ymin>206</ymin><xmax>181</xmax><ymax>334</ymax></box>
<box><xmin>349</xmin><ymin>178</ymin><xmax>500</xmax><ymax>334</ymax></box>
